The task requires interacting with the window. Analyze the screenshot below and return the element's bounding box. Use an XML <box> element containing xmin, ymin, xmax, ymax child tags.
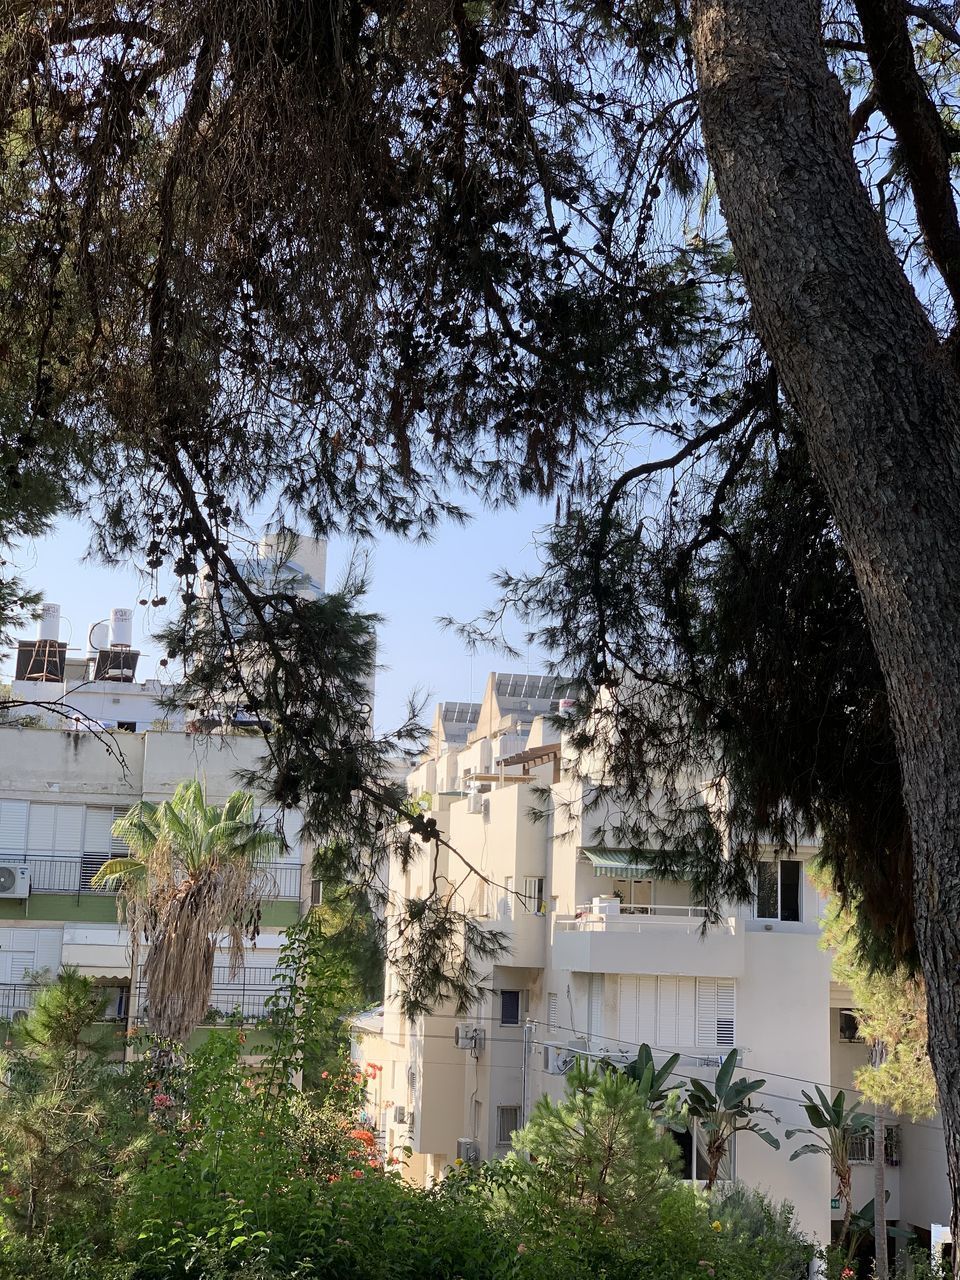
<box><xmin>497</xmin><ymin>1105</ymin><xmax>521</xmax><ymax>1145</ymax></box>
<box><xmin>547</xmin><ymin>992</ymin><xmax>559</xmax><ymax>1033</ymax></box>
<box><xmin>673</xmin><ymin>1123</ymin><xmax>734</xmax><ymax>1183</ymax></box>
<box><xmin>755</xmin><ymin>860</ymin><xmax>801</xmax><ymax>922</ymax></box>
<box><xmin>839</xmin><ymin>1009</ymin><xmax>863</xmax><ymax>1043</ymax></box>
<box><xmin>500</xmin><ymin>876</ymin><xmax>514</xmax><ymax>921</ymax></box>
<box><xmin>500</xmin><ymin>989</ymin><xmax>524</xmax><ymax>1026</ymax></box>
<box><xmin>587</xmin><ymin>974</ymin><xmax>604</xmax><ymax>1041</ymax></box>
<box><xmin>619</xmin><ymin>976</ymin><xmax>736</xmax><ymax>1048</ymax></box>
<box><xmin>522</xmin><ymin>876</ymin><xmax>545</xmax><ymax>914</ymax></box>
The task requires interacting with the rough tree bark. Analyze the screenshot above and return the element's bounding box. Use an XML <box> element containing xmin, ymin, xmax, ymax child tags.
<box><xmin>690</xmin><ymin>0</ymin><xmax>960</xmax><ymax>1247</ymax></box>
<box><xmin>875</xmin><ymin>1103</ymin><xmax>889</xmax><ymax>1279</ymax></box>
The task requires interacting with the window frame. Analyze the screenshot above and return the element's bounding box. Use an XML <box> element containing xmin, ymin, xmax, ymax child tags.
<box><xmin>496</xmin><ymin>1104</ymin><xmax>521</xmax><ymax>1146</ymax></box>
<box><xmin>754</xmin><ymin>859</ymin><xmax>802</xmax><ymax>923</ymax></box>
<box><xmin>522</xmin><ymin>875</ymin><xmax>545</xmax><ymax>914</ymax></box>
<box><xmin>500</xmin><ymin>989</ymin><xmax>523</xmax><ymax>1026</ymax></box>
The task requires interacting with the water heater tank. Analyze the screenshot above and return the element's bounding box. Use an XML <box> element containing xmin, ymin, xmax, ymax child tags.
<box><xmin>36</xmin><ymin>603</ymin><xmax>61</xmax><ymax>641</ymax></box>
<box><xmin>110</xmin><ymin>608</ymin><xmax>134</xmax><ymax>649</ymax></box>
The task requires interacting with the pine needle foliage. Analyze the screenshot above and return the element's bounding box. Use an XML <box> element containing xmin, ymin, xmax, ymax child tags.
<box><xmin>0</xmin><ymin>968</ymin><xmax>138</xmax><ymax>1242</ymax></box>
<box><xmin>511</xmin><ymin>1061</ymin><xmax>679</xmax><ymax>1235</ymax></box>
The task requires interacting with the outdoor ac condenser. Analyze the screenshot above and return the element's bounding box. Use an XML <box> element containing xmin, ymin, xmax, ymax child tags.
<box><xmin>0</xmin><ymin>865</ymin><xmax>30</xmax><ymax>899</ymax></box>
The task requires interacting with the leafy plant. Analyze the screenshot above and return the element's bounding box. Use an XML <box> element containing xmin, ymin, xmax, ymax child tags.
<box><xmin>684</xmin><ymin>1051</ymin><xmax>780</xmax><ymax>1189</ymax></box>
<box><xmin>785</xmin><ymin>1087</ymin><xmax>873</xmax><ymax>1242</ymax></box>
<box><xmin>621</xmin><ymin>1044</ymin><xmax>685</xmax><ymax>1126</ymax></box>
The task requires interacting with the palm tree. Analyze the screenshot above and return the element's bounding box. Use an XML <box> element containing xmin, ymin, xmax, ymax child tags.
<box><xmin>92</xmin><ymin>781</ymin><xmax>281</xmax><ymax>1042</ymax></box>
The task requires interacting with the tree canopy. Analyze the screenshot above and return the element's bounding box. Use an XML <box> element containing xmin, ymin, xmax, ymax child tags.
<box><xmin>4</xmin><ymin>0</ymin><xmax>960</xmax><ymax>1210</ymax></box>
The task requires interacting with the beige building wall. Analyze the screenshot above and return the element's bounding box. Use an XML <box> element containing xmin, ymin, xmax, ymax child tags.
<box><xmin>350</xmin><ymin>677</ymin><xmax>950</xmax><ymax>1248</ymax></box>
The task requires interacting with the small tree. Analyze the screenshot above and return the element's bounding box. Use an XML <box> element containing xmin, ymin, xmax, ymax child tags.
<box><xmin>817</xmin><ymin>882</ymin><xmax>937</xmax><ymax>1274</ymax></box>
<box><xmin>0</xmin><ymin>968</ymin><xmax>130</xmax><ymax>1240</ymax></box>
<box><xmin>785</xmin><ymin>1087</ymin><xmax>873</xmax><ymax>1245</ymax></box>
<box><xmin>511</xmin><ymin>1061</ymin><xmax>678</xmax><ymax>1236</ymax></box>
<box><xmin>684</xmin><ymin>1050</ymin><xmax>780</xmax><ymax>1189</ymax></box>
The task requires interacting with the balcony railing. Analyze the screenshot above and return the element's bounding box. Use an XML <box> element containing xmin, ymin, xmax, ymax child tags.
<box><xmin>557</xmin><ymin>903</ymin><xmax>713</xmax><ymax>932</ymax></box>
<box><xmin>2</xmin><ymin>967</ymin><xmax>283</xmax><ymax>1030</ymax></box>
<box><xmin>4</xmin><ymin>854</ymin><xmax>303</xmax><ymax>901</ymax></box>
<box><xmin>0</xmin><ymin>982</ymin><xmax>128</xmax><ymax>1023</ymax></box>
<box><xmin>132</xmin><ymin>962</ymin><xmax>283</xmax><ymax>1026</ymax></box>
<box><xmin>849</xmin><ymin>1125</ymin><xmax>902</xmax><ymax>1167</ymax></box>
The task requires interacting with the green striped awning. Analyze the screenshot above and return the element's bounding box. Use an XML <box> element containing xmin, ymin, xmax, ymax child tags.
<box><xmin>581</xmin><ymin>848</ymin><xmax>653</xmax><ymax>879</ymax></box>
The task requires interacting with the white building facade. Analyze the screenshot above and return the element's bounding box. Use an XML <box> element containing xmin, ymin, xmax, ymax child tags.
<box><xmin>351</xmin><ymin>671</ymin><xmax>951</xmax><ymax>1253</ymax></box>
<box><xmin>0</xmin><ymin>536</ymin><xmax>325</xmax><ymax>1039</ymax></box>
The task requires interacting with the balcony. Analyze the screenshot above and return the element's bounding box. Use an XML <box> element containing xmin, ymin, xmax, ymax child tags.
<box><xmin>7</xmin><ymin>855</ymin><xmax>303</xmax><ymax>901</ymax></box>
<box><xmin>133</xmin><ymin>963</ymin><xmax>281</xmax><ymax>1026</ymax></box>
<box><xmin>553</xmin><ymin>903</ymin><xmax>745</xmax><ymax>977</ymax></box>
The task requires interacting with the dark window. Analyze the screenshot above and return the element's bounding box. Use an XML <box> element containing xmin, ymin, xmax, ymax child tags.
<box><xmin>839</xmin><ymin>1009</ymin><xmax>863</xmax><ymax>1042</ymax></box>
<box><xmin>500</xmin><ymin>990</ymin><xmax>521</xmax><ymax>1026</ymax></box>
<box><xmin>756</xmin><ymin>863</ymin><xmax>779</xmax><ymax>919</ymax></box>
<box><xmin>780</xmin><ymin>861</ymin><xmax>801</xmax><ymax>921</ymax></box>
<box><xmin>756</xmin><ymin>861</ymin><xmax>802</xmax><ymax>922</ymax></box>
<box><xmin>117</xmin><ymin>721</ymin><xmax>137</xmax><ymax>733</ymax></box>
<box><xmin>497</xmin><ymin>1105</ymin><xmax>521</xmax><ymax>1144</ymax></box>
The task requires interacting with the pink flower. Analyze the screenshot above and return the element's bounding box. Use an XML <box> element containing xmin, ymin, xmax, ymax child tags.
<box><xmin>351</xmin><ymin>1168</ymin><xmax>364</xmax><ymax>1178</ymax></box>
<box><xmin>152</xmin><ymin>1093</ymin><xmax>174</xmax><ymax>1108</ymax></box>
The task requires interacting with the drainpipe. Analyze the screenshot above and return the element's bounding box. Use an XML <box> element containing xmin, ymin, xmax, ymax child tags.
<box><xmin>521</xmin><ymin>1019</ymin><xmax>533</xmax><ymax>1126</ymax></box>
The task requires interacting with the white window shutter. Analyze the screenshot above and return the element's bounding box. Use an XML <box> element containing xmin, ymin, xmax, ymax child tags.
<box><xmin>27</xmin><ymin>804</ymin><xmax>56</xmax><ymax>853</ymax></box>
<box><xmin>9</xmin><ymin>950</ymin><xmax>35</xmax><ymax>981</ymax></box>
<box><xmin>716</xmin><ymin>980</ymin><xmax>736</xmax><ymax>1047</ymax></box>
<box><xmin>696</xmin><ymin>979</ymin><xmax>719</xmax><ymax>1046</ymax></box>
<box><xmin>657</xmin><ymin>976</ymin><xmax>679</xmax><ymax>1045</ymax></box>
<box><xmin>547</xmin><ymin>992</ymin><xmax>558</xmax><ymax>1033</ymax></box>
<box><xmin>618</xmin><ymin>977</ymin><xmax>638</xmax><ymax>1043</ymax></box>
<box><xmin>83</xmin><ymin>808</ymin><xmax>114</xmax><ymax>854</ymax></box>
<box><xmin>0</xmin><ymin>801</ymin><xmax>28</xmax><ymax>852</ymax></box>
<box><xmin>587</xmin><ymin>974</ymin><xmax>604</xmax><ymax>1040</ymax></box>
<box><xmin>34</xmin><ymin>928</ymin><xmax>63</xmax><ymax>975</ymax></box>
<box><xmin>636</xmin><ymin>976</ymin><xmax>657</xmax><ymax>1045</ymax></box>
<box><xmin>696</xmin><ymin>979</ymin><xmax>737</xmax><ymax>1047</ymax></box>
<box><xmin>111</xmin><ymin>807</ymin><xmax>130</xmax><ymax>855</ymax></box>
<box><xmin>677</xmin><ymin>978</ymin><xmax>697</xmax><ymax>1045</ymax></box>
<box><xmin>53</xmin><ymin>805</ymin><xmax>83</xmax><ymax>853</ymax></box>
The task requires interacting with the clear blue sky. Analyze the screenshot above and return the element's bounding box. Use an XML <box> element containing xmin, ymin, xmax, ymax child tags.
<box><xmin>3</xmin><ymin>501</ymin><xmax>554</xmax><ymax>735</ymax></box>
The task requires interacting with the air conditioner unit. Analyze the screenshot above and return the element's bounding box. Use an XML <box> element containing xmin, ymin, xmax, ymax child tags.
<box><xmin>393</xmin><ymin>1105</ymin><xmax>407</xmax><ymax>1125</ymax></box>
<box><xmin>542</xmin><ymin>1044</ymin><xmax>574</xmax><ymax>1075</ymax></box>
<box><xmin>456</xmin><ymin>1138</ymin><xmax>480</xmax><ymax>1163</ymax></box>
<box><xmin>454</xmin><ymin>1023</ymin><xmax>485</xmax><ymax>1051</ymax></box>
<box><xmin>0</xmin><ymin>865</ymin><xmax>30</xmax><ymax>899</ymax></box>
<box><xmin>466</xmin><ymin>791</ymin><xmax>483</xmax><ymax>815</ymax></box>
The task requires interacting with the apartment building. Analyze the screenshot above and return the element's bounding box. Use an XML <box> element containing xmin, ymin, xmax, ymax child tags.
<box><xmin>350</xmin><ymin>672</ymin><xmax>951</xmax><ymax>1252</ymax></box>
<box><xmin>0</xmin><ymin>536</ymin><xmax>326</xmax><ymax>1038</ymax></box>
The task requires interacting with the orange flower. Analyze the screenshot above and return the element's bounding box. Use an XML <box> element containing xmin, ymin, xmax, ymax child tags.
<box><xmin>351</xmin><ymin>1168</ymin><xmax>364</xmax><ymax>1179</ymax></box>
<box><xmin>348</xmin><ymin>1128</ymin><xmax>376</xmax><ymax>1148</ymax></box>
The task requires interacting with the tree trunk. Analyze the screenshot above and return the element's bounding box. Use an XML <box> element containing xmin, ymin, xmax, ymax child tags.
<box><xmin>875</xmin><ymin>1104</ymin><xmax>888</xmax><ymax>1280</ymax></box>
<box><xmin>690</xmin><ymin>0</ymin><xmax>960</xmax><ymax>1247</ymax></box>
